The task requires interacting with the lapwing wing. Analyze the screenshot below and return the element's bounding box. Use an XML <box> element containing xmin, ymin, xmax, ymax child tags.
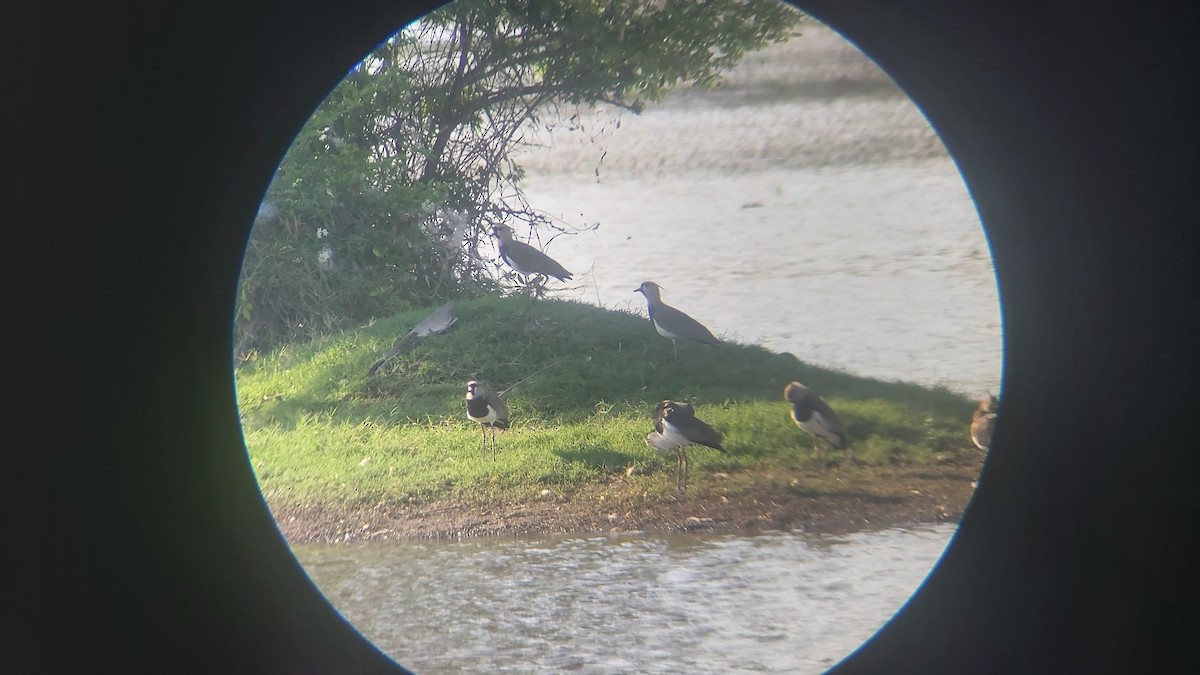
<box><xmin>647</xmin><ymin>399</ymin><xmax>725</xmax><ymax>492</ymax></box>
<box><xmin>970</xmin><ymin>393</ymin><xmax>999</xmax><ymax>451</ymax></box>
<box><xmin>492</xmin><ymin>224</ymin><xmax>573</xmax><ymax>295</ymax></box>
<box><xmin>784</xmin><ymin>381</ymin><xmax>848</xmax><ymax>460</ymax></box>
<box><xmin>465</xmin><ymin>380</ymin><xmax>510</xmax><ymax>460</ymax></box>
<box><xmin>367</xmin><ymin>301</ymin><xmax>456</xmax><ymax>376</ymax></box>
<box><xmin>633</xmin><ymin>281</ymin><xmax>719</xmax><ymax>356</ymax></box>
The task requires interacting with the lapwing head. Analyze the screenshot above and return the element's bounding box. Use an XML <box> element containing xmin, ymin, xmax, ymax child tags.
<box><xmin>466</xmin><ymin>380</ymin><xmax>480</xmax><ymax>398</ymax></box>
<box><xmin>657</xmin><ymin>399</ymin><xmax>696</xmax><ymax>421</ymax></box>
<box><xmin>491</xmin><ymin>224</ymin><xmax>513</xmax><ymax>241</ymax></box>
<box><xmin>784</xmin><ymin>381</ymin><xmax>810</xmax><ymax>403</ymax></box>
<box><xmin>653</xmin><ymin>399</ymin><xmax>681</xmax><ymax>424</ymax></box>
<box><xmin>634</xmin><ymin>281</ymin><xmax>663</xmax><ymax>302</ymax></box>
<box><xmin>979</xmin><ymin>393</ymin><xmax>999</xmax><ymax>414</ymax></box>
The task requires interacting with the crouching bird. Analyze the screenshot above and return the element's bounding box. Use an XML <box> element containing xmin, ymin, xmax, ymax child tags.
<box><xmin>646</xmin><ymin>399</ymin><xmax>725</xmax><ymax>493</ymax></box>
<box><xmin>492</xmin><ymin>224</ymin><xmax>573</xmax><ymax>296</ymax></box>
<box><xmin>784</xmin><ymin>381</ymin><xmax>848</xmax><ymax>460</ymax></box>
<box><xmin>970</xmin><ymin>393</ymin><xmax>999</xmax><ymax>451</ymax></box>
<box><xmin>633</xmin><ymin>281</ymin><xmax>719</xmax><ymax>356</ymax></box>
<box><xmin>465</xmin><ymin>380</ymin><xmax>510</xmax><ymax>460</ymax></box>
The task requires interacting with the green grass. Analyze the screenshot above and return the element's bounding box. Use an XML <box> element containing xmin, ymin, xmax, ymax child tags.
<box><xmin>236</xmin><ymin>296</ymin><xmax>981</xmax><ymax>509</ymax></box>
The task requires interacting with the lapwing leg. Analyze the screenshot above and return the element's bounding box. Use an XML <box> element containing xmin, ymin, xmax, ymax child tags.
<box><xmin>524</xmin><ymin>279</ymin><xmax>536</xmax><ymax>307</ymax></box>
<box><xmin>676</xmin><ymin>448</ymin><xmax>688</xmax><ymax>493</ymax></box>
<box><xmin>683</xmin><ymin>450</ymin><xmax>689</xmax><ymax>492</ymax></box>
<box><xmin>843</xmin><ymin>441</ymin><xmax>859</xmax><ymax>466</ymax></box>
<box><xmin>676</xmin><ymin>450</ymin><xmax>683</xmax><ymax>493</ymax></box>
<box><xmin>675</xmin><ymin>450</ymin><xmax>682</xmax><ymax>493</ymax></box>
<box><xmin>492</xmin><ymin>427</ymin><xmax>498</xmax><ymax>462</ymax></box>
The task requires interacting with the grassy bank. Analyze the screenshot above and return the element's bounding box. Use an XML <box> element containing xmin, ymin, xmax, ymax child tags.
<box><xmin>236</xmin><ymin>296</ymin><xmax>983</xmax><ymax>520</ymax></box>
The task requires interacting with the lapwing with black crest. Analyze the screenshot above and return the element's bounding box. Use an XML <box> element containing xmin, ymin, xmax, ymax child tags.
<box><xmin>784</xmin><ymin>381</ymin><xmax>848</xmax><ymax>461</ymax></box>
<box><xmin>970</xmin><ymin>393</ymin><xmax>999</xmax><ymax>451</ymax></box>
<box><xmin>633</xmin><ymin>281</ymin><xmax>719</xmax><ymax>356</ymax></box>
<box><xmin>465</xmin><ymin>380</ymin><xmax>510</xmax><ymax>461</ymax></box>
<box><xmin>492</xmin><ymin>224</ymin><xmax>573</xmax><ymax>296</ymax></box>
<box><xmin>646</xmin><ymin>399</ymin><xmax>726</xmax><ymax>493</ymax></box>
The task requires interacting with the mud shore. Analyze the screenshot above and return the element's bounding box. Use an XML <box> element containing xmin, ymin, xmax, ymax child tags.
<box><xmin>270</xmin><ymin>457</ymin><xmax>983</xmax><ymax>544</ymax></box>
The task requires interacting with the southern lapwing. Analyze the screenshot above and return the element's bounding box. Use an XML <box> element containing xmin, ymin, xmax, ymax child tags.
<box><xmin>970</xmin><ymin>393</ymin><xmax>999</xmax><ymax>451</ymax></box>
<box><xmin>465</xmin><ymin>380</ymin><xmax>510</xmax><ymax>460</ymax></box>
<box><xmin>491</xmin><ymin>224</ymin><xmax>573</xmax><ymax>294</ymax></box>
<box><xmin>633</xmin><ymin>281</ymin><xmax>719</xmax><ymax>356</ymax></box>
<box><xmin>784</xmin><ymin>381</ymin><xmax>848</xmax><ymax>460</ymax></box>
<box><xmin>367</xmin><ymin>301</ymin><xmax>457</xmax><ymax>376</ymax></box>
<box><xmin>647</xmin><ymin>399</ymin><xmax>725</xmax><ymax>492</ymax></box>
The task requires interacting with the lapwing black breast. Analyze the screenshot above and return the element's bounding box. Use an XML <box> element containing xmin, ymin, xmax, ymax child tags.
<box><xmin>466</xmin><ymin>380</ymin><xmax>509</xmax><ymax>428</ymax></box>
<box><xmin>970</xmin><ymin>393</ymin><xmax>998</xmax><ymax>451</ymax></box>
<box><xmin>466</xmin><ymin>380</ymin><xmax>510</xmax><ymax>460</ymax></box>
<box><xmin>653</xmin><ymin>399</ymin><xmax>725</xmax><ymax>452</ymax></box>
<box><xmin>783</xmin><ymin>381</ymin><xmax>847</xmax><ymax>450</ymax></box>
<box><xmin>649</xmin><ymin>399</ymin><xmax>724</xmax><ymax>492</ymax></box>
<box><xmin>492</xmin><ymin>224</ymin><xmax>573</xmax><ymax>281</ymax></box>
<box><xmin>633</xmin><ymin>281</ymin><xmax>719</xmax><ymax>351</ymax></box>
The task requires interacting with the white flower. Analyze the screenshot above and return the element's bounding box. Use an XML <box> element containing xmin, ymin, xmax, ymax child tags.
<box><xmin>318</xmin><ymin>127</ymin><xmax>345</xmax><ymax>147</ymax></box>
<box><xmin>317</xmin><ymin>245</ymin><xmax>333</xmax><ymax>266</ymax></box>
<box><xmin>316</xmin><ymin>227</ymin><xmax>329</xmax><ymax>239</ymax></box>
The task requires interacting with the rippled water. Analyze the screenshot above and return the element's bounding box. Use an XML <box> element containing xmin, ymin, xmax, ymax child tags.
<box><xmin>522</xmin><ymin>163</ymin><xmax>997</xmax><ymax>395</ymax></box>
<box><xmin>506</xmin><ymin>24</ymin><xmax>1002</xmax><ymax>397</ymax></box>
<box><xmin>296</xmin><ymin>522</ymin><xmax>958</xmax><ymax>673</ymax></box>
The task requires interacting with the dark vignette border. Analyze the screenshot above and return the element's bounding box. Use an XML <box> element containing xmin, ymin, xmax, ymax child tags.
<box><xmin>24</xmin><ymin>1</ymin><xmax>1200</xmax><ymax>673</ymax></box>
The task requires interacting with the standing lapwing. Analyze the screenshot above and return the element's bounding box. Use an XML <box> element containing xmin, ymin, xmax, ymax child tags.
<box><xmin>491</xmin><ymin>224</ymin><xmax>573</xmax><ymax>295</ymax></box>
<box><xmin>784</xmin><ymin>381</ymin><xmax>848</xmax><ymax>461</ymax></box>
<box><xmin>647</xmin><ymin>399</ymin><xmax>726</xmax><ymax>492</ymax></box>
<box><xmin>465</xmin><ymin>380</ymin><xmax>510</xmax><ymax>461</ymax></box>
<box><xmin>970</xmin><ymin>393</ymin><xmax>999</xmax><ymax>451</ymax></box>
<box><xmin>633</xmin><ymin>281</ymin><xmax>719</xmax><ymax>356</ymax></box>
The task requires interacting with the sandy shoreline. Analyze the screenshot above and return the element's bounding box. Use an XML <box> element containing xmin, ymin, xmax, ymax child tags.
<box><xmin>270</xmin><ymin>457</ymin><xmax>983</xmax><ymax>545</ymax></box>
<box><xmin>514</xmin><ymin>21</ymin><xmax>945</xmax><ymax>178</ymax></box>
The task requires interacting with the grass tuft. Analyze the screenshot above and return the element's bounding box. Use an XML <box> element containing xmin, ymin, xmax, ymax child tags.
<box><xmin>236</xmin><ymin>296</ymin><xmax>983</xmax><ymax>507</ymax></box>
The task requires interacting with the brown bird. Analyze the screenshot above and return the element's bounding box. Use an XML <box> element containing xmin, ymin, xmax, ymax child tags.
<box><xmin>970</xmin><ymin>393</ymin><xmax>999</xmax><ymax>451</ymax></box>
<box><xmin>784</xmin><ymin>381</ymin><xmax>848</xmax><ymax>458</ymax></box>
<box><xmin>465</xmin><ymin>380</ymin><xmax>510</xmax><ymax>460</ymax></box>
<box><xmin>492</xmin><ymin>224</ymin><xmax>573</xmax><ymax>283</ymax></box>
<box><xmin>633</xmin><ymin>281</ymin><xmax>719</xmax><ymax>356</ymax></box>
<box><xmin>647</xmin><ymin>399</ymin><xmax>725</xmax><ymax>492</ymax></box>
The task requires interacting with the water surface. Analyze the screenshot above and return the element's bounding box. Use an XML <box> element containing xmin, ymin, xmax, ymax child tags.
<box><xmin>507</xmin><ymin>24</ymin><xmax>1002</xmax><ymax>396</ymax></box>
<box><xmin>296</xmin><ymin>522</ymin><xmax>958</xmax><ymax>673</ymax></box>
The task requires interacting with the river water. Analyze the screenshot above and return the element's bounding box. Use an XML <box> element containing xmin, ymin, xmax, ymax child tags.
<box><xmin>290</xmin><ymin>20</ymin><xmax>998</xmax><ymax>674</ymax></box>
<box><xmin>506</xmin><ymin>22</ymin><xmax>1002</xmax><ymax>397</ymax></box>
<box><xmin>295</xmin><ymin>522</ymin><xmax>959</xmax><ymax>673</ymax></box>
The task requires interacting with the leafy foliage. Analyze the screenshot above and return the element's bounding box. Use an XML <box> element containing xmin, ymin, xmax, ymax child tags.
<box><xmin>235</xmin><ymin>0</ymin><xmax>805</xmax><ymax>360</ymax></box>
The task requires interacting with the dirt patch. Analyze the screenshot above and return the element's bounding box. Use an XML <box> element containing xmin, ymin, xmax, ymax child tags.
<box><xmin>269</xmin><ymin>457</ymin><xmax>984</xmax><ymax>544</ymax></box>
